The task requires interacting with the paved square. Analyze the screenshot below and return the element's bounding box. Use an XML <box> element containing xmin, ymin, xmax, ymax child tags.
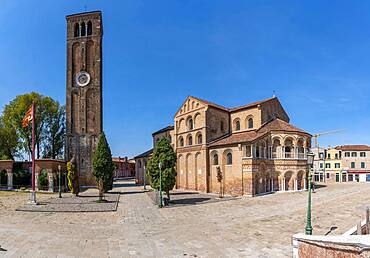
<box><xmin>16</xmin><ymin>190</ymin><xmax>119</xmax><ymax>212</ymax></box>
<box><xmin>0</xmin><ymin>180</ymin><xmax>369</xmax><ymax>257</ymax></box>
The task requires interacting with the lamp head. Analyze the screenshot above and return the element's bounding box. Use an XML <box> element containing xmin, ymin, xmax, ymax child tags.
<box><xmin>307</xmin><ymin>152</ymin><xmax>315</xmax><ymax>166</ymax></box>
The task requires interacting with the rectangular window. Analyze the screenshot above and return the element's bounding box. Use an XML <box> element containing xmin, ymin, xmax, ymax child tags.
<box><xmin>326</xmin><ymin>163</ymin><xmax>331</xmax><ymax>168</ymax></box>
<box><xmin>326</xmin><ymin>173</ymin><xmax>330</xmax><ymax>179</ymax></box>
<box><xmin>345</xmin><ymin>152</ymin><xmax>350</xmax><ymax>157</ymax></box>
<box><xmin>319</xmin><ymin>153</ymin><xmax>324</xmax><ymax>159</ymax></box>
<box><xmin>360</xmin><ymin>152</ymin><xmax>366</xmax><ymax>157</ymax></box>
<box><xmin>335</xmin><ymin>163</ymin><xmax>340</xmax><ymax>168</ymax></box>
<box><xmin>335</xmin><ymin>153</ymin><xmax>338</xmax><ymax>159</ymax></box>
<box><xmin>351</xmin><ymin>162</ymin><xmax>355</xmax><ymax>168</ymax></box>
<box><xmin>361</xmin><ymin>162</ymin><xmax>366</xmax><ymax>169</ymax></box>
<box><xmin>320</xmin><ymin>163</ymin><xmax>324</xmax><ymax>169</ymax></box>
<box><xmin>327</xmin><ymin>153</ymin><xmax>331</xmax><ymax>159</ymax></box>
<box><xmin>352</xmin><ymin>152</ymin><xmax>357</xmax><ymax>157</ymax></box>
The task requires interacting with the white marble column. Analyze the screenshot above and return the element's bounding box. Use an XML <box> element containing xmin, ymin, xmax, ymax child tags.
<box><xmin>294</xmin><ymin>179</ymin><xmax>298</xmax><ymax>191</ymax></box>
<box><xmin>7</xmin><ymin>170</ymin><xmax>13</xmax><ymax>190</ymax></box>
<box><xmin>303</xmin><ymin>177</ymin><xmax>307</xmax><ymax>190</ymax></box>
<box><xmin>48</xmin><ymin>171</ymin><xmax>54</xmax><ymax>192</ymax></box>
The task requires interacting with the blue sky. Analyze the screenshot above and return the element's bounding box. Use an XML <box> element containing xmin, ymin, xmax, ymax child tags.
<box><xmin>1</xmin><ymin>1</ymin><xmax>370</xmax><ymax>157</ymax></box>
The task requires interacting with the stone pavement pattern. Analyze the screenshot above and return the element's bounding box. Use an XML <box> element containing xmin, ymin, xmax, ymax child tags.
<box><xmin>0</xmin><ymin>180</ymin><xmax>369</xmax><ymax>257</ymax></box>
<box><xmin>16</xmin><ymin>190</ymin><xmax>119</xmax><ymax>212</ymax></box>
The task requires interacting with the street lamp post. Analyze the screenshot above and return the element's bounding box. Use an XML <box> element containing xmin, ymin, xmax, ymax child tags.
<box><xmin>159</xmin><ymin>162</ymin><xmax>163</xmax><ymax>208</ymax></box>
<box><xmin>58</xmin><ymin>164</ymin><xmax>62</xmax><ymax>198</ymax></box>
<box><xmin>305</xmin><ymin>152</ymin><xmax>315</xmax><ymax>235</ymax></box>
<box><xmin>143</xmin><ymin>165</ymin><xmax>147</xmax><ymax>191</ymax></box>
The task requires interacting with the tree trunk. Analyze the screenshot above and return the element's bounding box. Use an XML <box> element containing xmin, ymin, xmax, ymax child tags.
<box><xmin>98</xmin><ymin>179</ymin><xmax>104</xmax><ymax>201</ymax></box>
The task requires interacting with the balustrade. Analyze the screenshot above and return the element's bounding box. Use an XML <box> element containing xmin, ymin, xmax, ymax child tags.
<box><xmin>242</xmin><ymin>144</ymin><xmax>308</xmax><ymax>160</ymax></box>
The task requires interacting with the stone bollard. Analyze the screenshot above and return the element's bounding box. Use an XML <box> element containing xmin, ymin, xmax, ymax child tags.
<box><xmin>7</xmin><ymin>170</ymin><xmax>13</xmax><ymax>190</ymax></box>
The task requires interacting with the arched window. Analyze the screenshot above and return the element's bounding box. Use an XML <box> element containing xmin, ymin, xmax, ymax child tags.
<box><xmin>197</xmin><ymin>134</ymin><xmax>202</xmax><ymax>144</ymax></box>
<box><xmin>188</xmin><ymin>136</ymin><xmax>193</xmax><ymax>146</ymax></box>
<box><xmin>179</xmin><ymin>137</ymin><xmax>184</xmax><ymax>147</ymax></box>
<box><xmin>188</xmin><ymin>118</ymin><xmax>193</xmax><ymax>130</ymax></box>
<box><xmin>235</xmin><ymin>120</ymin><xmax>240</xmax><ymax>131</ymax></box>
<box><xmin>248</xmin><ymin>118</ymin><xmax>253</xmax><ymax>129</ymax></box>
<box><xmin>87</xmin><ymin>21</ymin><xmax>92</xmax><ymax>35</ymax></box>
<box><xmin>213</xmin><ymin>154</ymin><xmax>219</xmax><ymax>165</ymax></box>
<box><xmin>74</xmin><ymin>23</ymin><xmax>80</xmax><ymax>37</ymax></box>
<box><xmin>81</xmin><ymin>22</ymin><xmax>86</xmax><ymax>36</ymax></box>
<box><xmin>226</xmin><ymin>153</ymin><xmax>232</xmax><ymax>165</ymax></box>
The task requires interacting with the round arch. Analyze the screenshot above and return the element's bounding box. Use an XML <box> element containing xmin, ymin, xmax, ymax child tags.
<box><xmin>246</xmin><ymin>115</ymin><xmax>254</xmax><ymax>129</ymax></box>
<box><xmin>233</xmin><ymin>118</ymin><xmax>241</xmax><ymax>131</ymax></box>
<box><xmin>194</xmin><ymin>112</ymin><xmax>201</xmax><ymax>128</ymax></box>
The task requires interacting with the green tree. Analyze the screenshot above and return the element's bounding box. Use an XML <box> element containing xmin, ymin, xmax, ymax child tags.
<box><xmin>0</xmin><ymin>117</ymin><xmax>18</xmax><ymax>160</ymax></box>
<box><xmin>42</xmin><ymin>105</ymin><xmax>66</xmax><ymax>159</ymax></box>
<box><xmin>2</xmin><ymin>92</ymin><xmax>65</xmax><ymax>159</ymax></box>
<box><xmin>92</xmin><ymin>132</ymin><xmax>115</xmax><ymax>201</ymax></box>
<box><xmin>147</xmin><ymin>138</ymin><xmax>177</xmax><ymax>200</ymax></box>
<box><xmin>37</xmin><ymin>170</ymin><xmax>48</xmax><ymax>190</ymax></box>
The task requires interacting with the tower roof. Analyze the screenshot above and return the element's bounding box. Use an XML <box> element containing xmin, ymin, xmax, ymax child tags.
<box><xmin>66</xmin><ymin>10</ymin><xmax>102</xmax><ymax>19</ymax></box>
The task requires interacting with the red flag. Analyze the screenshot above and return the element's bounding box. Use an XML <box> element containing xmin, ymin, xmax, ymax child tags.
<box><xmin>22</xmin><ymin>106</ymin><xmax>33</xmax><ymax>128</ymax></box>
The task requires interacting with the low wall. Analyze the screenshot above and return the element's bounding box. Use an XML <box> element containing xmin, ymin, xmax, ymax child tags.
<box><xmin>0</xmin><ymin>159</ymin><xmax>66</xmax><ymax>192</ymax></box>
<box><xmin>292</xmin><ymin>233</ymin><xmax>370</xmax><ymax>257</ymax></box>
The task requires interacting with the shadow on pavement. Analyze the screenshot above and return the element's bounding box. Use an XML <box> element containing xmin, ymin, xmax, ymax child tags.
<box><xmin>170</xmin><ymin>197</ymin><xmax>211</xmax><ymax>206</ymax></box>
<box><xmin>121</xmin><ymin>191</ymin><xmax>144</xmax><ymax>195</ymax></box>
<box><xmin>314</xmin><ymin>184</ymin><xmax>327</xmax><ymax>189</ymax></box>
<box><xmin>113</xmin><ymin>183</ymin><xmax>138</xmax><ymax>188</ymax></box>
<box><xmin>170</xmin><ymin>191</ymin><xmax>199</xmax><ymax>196</ymax></box>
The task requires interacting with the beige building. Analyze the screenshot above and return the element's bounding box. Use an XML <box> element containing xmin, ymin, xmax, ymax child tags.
<box><xmin>336</xmin><ymin>145</ymin><xmax>370</xmax><ymax>182</ymax></box>
<box><xmin>173</xmin><ymin>96</ymin><xmax>311</xmax><ymax>196</ymax></box>
<box><xmin>323</xmin><ymin>147</ymin><xmax>343</xmax><ymax>182</ymax></box>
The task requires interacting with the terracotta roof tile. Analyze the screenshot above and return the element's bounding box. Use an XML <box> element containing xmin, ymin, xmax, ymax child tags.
<box><xmin>257</xmin><ymin>118</ymin><xmax>308</xmax><ymax>134</ymax></box>
<box><xmin>209</xmin><ymin>118</ymin><xmax>310</xmax><ymax>147</ymax></box>
<box><xmin>335</xmin><ymin>145</ymin><xmax>370</xmax><ymax>151</ymax></box>
<box><xmin>152</xmin><ymin>125</ymin><xmax>174</xmax><ymax>136</ymax></box>
<box><xmin>229</xmin><ymin>97</ymin><xmax>276</xmax><ymax>112</ymax></box>
<box><xmin>189</xmin><ymin>96</ymin><xmax>277</xmax><ymax>112</ymax></box>
<box><xmin>190</xmin><ymin>96</ymin><xmax>229</xmax><ymax>111</ymax></box>
<box><xmin>134</xmin><ymin>149</ymin><xmax>153</xmax><ymax>159</ymax></box>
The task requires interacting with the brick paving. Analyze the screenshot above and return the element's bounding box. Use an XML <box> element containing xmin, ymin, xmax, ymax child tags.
<box><xmin>0</xmin><ymin>179</ymin><xmax>370</xmax><ymax>257</ymax></box>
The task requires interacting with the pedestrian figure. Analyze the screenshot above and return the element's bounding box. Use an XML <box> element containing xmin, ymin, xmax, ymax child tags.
<box><xmin>311</xmin><ymin>181</ymin><xmax>315</xmax><ymax>193</ymax></box>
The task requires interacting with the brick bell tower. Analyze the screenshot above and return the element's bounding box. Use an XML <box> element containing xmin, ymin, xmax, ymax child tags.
<box><xmin>65</xmin><ymin>11</ymin><xmax>103</xmax><ymax>186</ymax></box>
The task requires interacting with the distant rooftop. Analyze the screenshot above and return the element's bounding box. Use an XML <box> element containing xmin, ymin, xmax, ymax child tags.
<box><xmin>152</xmin><ymin>125</ymin><xmax>174</xmax><ymax>136</ymax></box>
<box><xmin>134</xmin><ymin>149</ymin><xmax>153</xmax><ymax>159</ymax></box>
<box><xmin>335</xmin><ymin>145</ymin><xmax>370</xmax><ymax>151</ymax></box>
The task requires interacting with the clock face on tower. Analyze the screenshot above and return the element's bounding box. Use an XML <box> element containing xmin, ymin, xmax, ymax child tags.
<box><xmin>75</xmin><ymin>71</ymin><xmax>91</xmax><ymax>87</ymax></box>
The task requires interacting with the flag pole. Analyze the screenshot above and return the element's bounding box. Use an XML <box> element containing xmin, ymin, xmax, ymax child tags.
<box><xmin>30</xmin><ymin>101</ymin><xmax>37</xmax><ymax>204</ymax></box>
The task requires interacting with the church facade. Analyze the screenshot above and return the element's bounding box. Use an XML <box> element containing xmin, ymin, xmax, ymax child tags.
<box><xmin>135</xmin><ymin>96</ymin><xmax>312</xmax><ymax>196</ymax></box>
<box><xmin>173</xmin><ymin>96</ymin><xmax>311</xmax><ymax>196</ymax></box>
